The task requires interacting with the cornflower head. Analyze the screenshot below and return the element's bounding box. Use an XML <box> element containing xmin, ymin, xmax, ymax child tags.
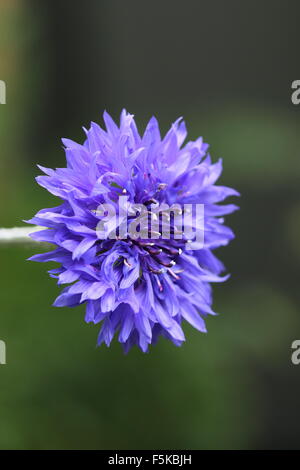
<box><xmin>27</xmin><ymin>110</ymin><xmax>239</xmax><ymax>352</ymax></box>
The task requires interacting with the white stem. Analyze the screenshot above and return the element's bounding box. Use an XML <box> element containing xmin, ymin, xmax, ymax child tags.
<box><xmin>0</xmin><ymin>226</ymin><xmax>42</xmax><ymax>243</ymax></box>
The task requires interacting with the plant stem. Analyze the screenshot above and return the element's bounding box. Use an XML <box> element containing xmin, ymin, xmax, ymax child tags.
<box><xmin>0</xmin><ymin>227</ymin><xmax>41</xmax><ymax>244</ymax></box>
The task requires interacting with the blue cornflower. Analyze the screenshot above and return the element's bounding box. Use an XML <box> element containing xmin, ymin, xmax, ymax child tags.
<box><xmin>27</xmin><ymin>110</ymin><xmax>239</xmax><ymax>352</ymax></box>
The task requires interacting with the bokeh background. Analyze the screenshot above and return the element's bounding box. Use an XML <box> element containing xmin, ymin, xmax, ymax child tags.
<box><xmin>1</xmin><ymin>0</ymin><xmax>300</xmax><ymax>449</ymax></box>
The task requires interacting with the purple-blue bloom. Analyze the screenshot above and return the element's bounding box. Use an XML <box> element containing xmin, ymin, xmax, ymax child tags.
<box><xmin>27</xmin><ymin>110</ymin><xmax>239</xmax><ymax>352</ymax></box>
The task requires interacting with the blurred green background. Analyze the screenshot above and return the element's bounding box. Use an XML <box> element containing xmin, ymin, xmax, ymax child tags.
<box><xmin>1</xmin><ymin>0</ymin><xmax>300</xmax><ymax>449</ymax></box>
